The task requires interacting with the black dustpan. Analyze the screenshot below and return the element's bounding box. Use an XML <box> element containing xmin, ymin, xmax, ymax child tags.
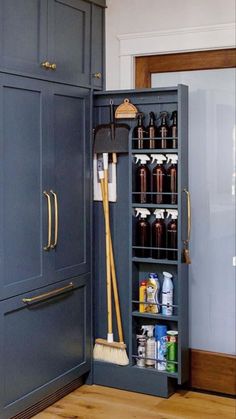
<box><xmin>94</xmin><ymin>100</ymin><xmax>130</xmax><ymax>154</ymax></box>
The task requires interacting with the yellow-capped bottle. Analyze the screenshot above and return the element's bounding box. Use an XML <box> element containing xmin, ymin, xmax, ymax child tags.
<box><xmin>139</xmin><ymin>280</ymin><xmax>147</xmax><ymax>312</ymax></box>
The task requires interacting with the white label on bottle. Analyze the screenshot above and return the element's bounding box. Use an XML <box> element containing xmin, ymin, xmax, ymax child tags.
<box><xmin>162</xmin><ymin>291</ymin><xmax>173</xmax><ymax>316</ymax></box>
<box><xmin>145</xmin><ymin>339</ymin><xmax>155</xmax><ymax>367</ymax></box>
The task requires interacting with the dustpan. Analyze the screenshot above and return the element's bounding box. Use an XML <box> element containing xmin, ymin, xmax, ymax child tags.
<box><xmin>94</xmin><ymin>100</ymin><xmax>130</xmax><ymax>154</ymax></box>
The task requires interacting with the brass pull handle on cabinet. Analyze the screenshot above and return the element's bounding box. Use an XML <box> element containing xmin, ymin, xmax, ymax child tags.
<box><xmin>43</xmin><ymin>191</ymin><xmax>52</xmax><ymax>251</ymax></box>
<box><xmin>183</xmin><ymin>189</ymin><xmax>191</xmax><ymax>264</ymax></box>
<box><xmin>41</xmin><ymin>61</ymin><xmax>57</xmax><ymax>70</ymax></box>
<box><xmin>22</xmin><ymin>282</ymin><xmax>74</xmax><ymax>304</ymax></box>
<box><xmin>93</xmin><ymin>72</ymin><xmax>102</xmax><ymax>79</ymax></box>
<box><xmin>50</xmin><ymin>190</ymin><xmax>58</xmax><ymax>249</ymax></box>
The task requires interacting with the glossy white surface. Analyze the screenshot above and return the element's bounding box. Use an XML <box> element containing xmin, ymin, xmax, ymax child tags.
<box><xmin>152</xmin><ymin>69</ymin><xmax>236</xmax><ymax>354</ymax></box>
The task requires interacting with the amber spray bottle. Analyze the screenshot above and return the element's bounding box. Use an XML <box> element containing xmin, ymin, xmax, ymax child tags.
<box><xmin>152</xmin><ymin>209</ymin><xmax>166</xmax><ymax>259</ymax></box>
<box><xmin>150</xmin><ymin>154</ymin><xmax>167</xmax><ymax>204</ymax></box>
<box><xmin>166</xmin><ymin>154</ymin><xmax>178</xmax><ymax>204</ymax></box>
<box><xmin>158</xmin><ymin>111</ymin><xmax>169</xmax><ymax>149</ymax></box>
<box><xmin>135</xmin><ymin>208</ymin><xmax>151</xmax><ymax>258</ymax></box>
<box><xmin>166</xmin><ymin>210</ymin><xmax>178</xmax><ymax>260</ymax></box>
<box><xmin>147</xmin><ymin>111</ymin><xmax>158</xmax><ymax>149</ymax></box>
<box><xmin>169</xmin><ymin>110</ymin><xmax>178</xmax><ymax>149</ymax></box>
<box><xmin>133</xmin><ymin>112</ymin><xmax>146</xmax><ymax>149</ymax></box>
<box><xmin>134</xmin><ymin>154</ymin><xmax>150</xmax><ymax>204</ymax></box>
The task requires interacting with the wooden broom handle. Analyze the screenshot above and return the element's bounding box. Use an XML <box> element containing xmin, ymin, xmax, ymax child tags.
<box><xmin>102</xmin><ymin>171</ymin><xmax>112</xmax><ymax>335</ymax></box>
<box><xmin>100</xmin><ymin>178</ymin><xmax>124</xmax><ymax>343</ymax></box>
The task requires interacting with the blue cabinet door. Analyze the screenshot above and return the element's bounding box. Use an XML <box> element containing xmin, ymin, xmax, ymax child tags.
<box><xmin>47</xmin><ymin>0</ymin><xmax>91</xmax><ymax>86</ymax></box>
<box><xmin>0</xmin><ymin>74</ymin><xmax>53</xmax><ymax>300</ymax></box>
<box><xmin>0</xmin><ymin>274</ymin><xmax>91</xmax><ymax>419</ymax></box>
<box><xmin>48</xmin><ymin>84</ymin><xmax>91</xmax><ymax>280</ymax></box>
<box><xmin>0</xmin><ymin>0</ymin><xmax>48</xmax><ymax>77</ymax></box>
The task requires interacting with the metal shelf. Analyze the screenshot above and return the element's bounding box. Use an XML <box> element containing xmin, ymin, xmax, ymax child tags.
<box><xmin>132</xmin><ymin>310</ymin><xmax>178</xmax><ymax>322</ymax></box>
<box><xmin>132</xmin><ymin>257</ymin><xmax>178</xmax><ymax>265</ymax></box>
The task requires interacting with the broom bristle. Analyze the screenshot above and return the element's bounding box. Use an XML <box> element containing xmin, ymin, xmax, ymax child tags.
<box><xmin>93</xmin><ymin>340</ymin><xmax>129</xmax><ymax>366</ymax></box>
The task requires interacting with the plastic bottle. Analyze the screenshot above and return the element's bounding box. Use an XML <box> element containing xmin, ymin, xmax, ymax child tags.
<box><xmin>135</xmin><ymin>208</ymin><xmax>151</xmax><ymax>258</ymax></box>
<box><xmin>150</xmin><ymin>154</ymin><xmax>167</xmax><ymax>204</ymax></box>
<box><xmin>162</xmin><ymin>272</ymin><xmax>174</xmax><ymax>316</ymax></box>
<box><xmin>152</xmin><ymin>209</ymin><xmax>166</xmax><ymax>260</ymax></box>
<box><xmin>133</xmin><ymin>112</ymin><xmax>146</xmax><ymax>150</ymax></box>
<box><xmin>136</xmin><ymin>334</ymin><xmax>146</xmax><ymax>367</ymax></box>
<box><xmin>146</xmin><ymin>273</ymin><xmax>160</xmax><ymax>313</ymax></box>
<box><xmin>139</xmin><ymin>280</ymin><xmax>147</xmax><ymax>313</ymax></box>
<box><xmin>158</xmin><ymin>112</ymin><xmax>169</xmax><ymax>149</ymax></box>
<box><xmin>141</xmin><ymin>325</ymin><xmax>155</xmax><ymax>368</ymax></box>
<box><xmin>166</xmin><ymin>154</ymin><xmax>178</xmax><ymax>204</ymax></box>
<box><xmin>166</xmin><ymin>210</ymin><xmax>178</xmax><ymax>260</ymax></box>
<box><xmin>147</xmin><ymin>111</ymin><xmax>158</xmax><ymax>149</ymax></box>
<box><xmin>169</xmin><ymin>110</ymin><xmax>178</xmax><ymax>149</ymax></box>
<box><xmin>134</xmin><ymin>154</ymin><xmax>150</xmax><ymax>204</ymax></box>
<box><xmin>155</xmin><ymin>325</ymin><xmax>167</xmax><ymax>371</ymax></box>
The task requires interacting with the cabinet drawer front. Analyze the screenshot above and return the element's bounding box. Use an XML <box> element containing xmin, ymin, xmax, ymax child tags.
<box><xmin>0</xmin><ymin>0</ymin><xmax>48</xmax><ymax>76</ymax></box>
<box><xmin>0</xmin><ymin>274</ymin><xmax>91</xmax><ymax>418</ymax></box>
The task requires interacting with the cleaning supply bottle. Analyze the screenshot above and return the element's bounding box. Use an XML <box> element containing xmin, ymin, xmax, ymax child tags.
<box><xmin>166</xmin><ymin>154</ymin><xmax>178</xmax><ymax>204</ymax></box>
<box><xmin>152</xmin><ymin>209</ymin><xmax>166</xmax><ymax>260</ymax></box>
<box><xmin>151</xmin><ymin>154</ymin><xmax>167</xmax><ymax>204</ymax></box>
<box><xmin>139</xmin><ymin>280</ymin><xmax>147</xmax><ymax>312</ymax></box>
<box><xmin>158</xmin><ymin>112</ymin><xmax>169</xmax><ymax>149</ymax></box>
<box><xmin>162</xmin><ymin>272</ymin><xmax>174</xmax><ymax>316</ymax></box>
<box><xmin>134</xmin><ymin>154</ymin><xmax>150</xmax><ymax>204</ymax></box>
<box><xmin>155</xmin><ymin>325</ymin><xmax>167</xmax><ymax>371</ymax></box>
<box><xmin>141</xmin><ymin>325</ymin><xmax>155</xmax><ymax>368</ymax></box>
<box><xmin>147</xmin><ymin>111</ymin><xmax>158</xmax><ymax>149</ymax></box>
<box><xmin>135</xmin><ymin>208</ymin><xmax>151</xmax><ymax>258</ymax></box>
<box><xmin>133</xmin><ymin>112</ymin><xmax>146</xmax><ymax>150</ymax></box>
<box><xmin>146</xmin><ymin>273</ymin><xmax>160</xmax><ymax>313</ymax></box>
<box><xmin>169</xmin><ymin>110</ymin><xmax>178</xmax><ymax>149</ymax></box>
<box><xmin>166</xmin><ymin>210</ymin><xmax>178</xmax><ymax>260</ymax></box>
<box><xmin>136</xmin><ymin>334</ymin><xmax>146</xmax><ymax>367</ymax></box>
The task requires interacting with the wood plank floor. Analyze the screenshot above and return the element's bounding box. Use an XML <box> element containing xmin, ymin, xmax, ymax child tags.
<box><xmin>33</xmin><ymin>385</ymin><xmax>236</xmax><ymax>419</ymax></box>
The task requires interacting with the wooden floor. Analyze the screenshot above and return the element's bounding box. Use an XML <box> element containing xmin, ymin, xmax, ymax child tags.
<box><xmin>33</xmin><ymin>385</ymin><xmax>236</xmax><ymax>419</ymax></box>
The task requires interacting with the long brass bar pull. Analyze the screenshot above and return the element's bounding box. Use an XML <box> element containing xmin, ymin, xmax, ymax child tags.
<box><xmin>43</xmin><ymin>191</ymin><xmax>52</xmax><ymax>251</ymax></box>
<box><xmin>183</xmin><ymin>189</ymin><xmax>191</xmax><ymax>264</ymax></box>
<box><xmin>22</xmin><ymin>282</ymin><xmax>74</xmax><ymax>304</ymax></box>
<box><xmin>50</xmin><ymin>190</ymin><xmax>58</xmax><ymax>249</ymax></box>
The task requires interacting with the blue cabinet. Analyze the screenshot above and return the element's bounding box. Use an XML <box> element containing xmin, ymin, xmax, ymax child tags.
<box><xmin>0</xmin><ymin>74</ymin><xmax>91</xmax><ymax>300</ymax></box>
<box><xmin>91</xmin><ymin>3</ymin><xmax>105</xmax><ymax>89</ymax></box>
<box><xmin>0</xmin><ymin>0</ymin><xmax>105</xmax><ymax>87</ymax></box>
<box><xmin>0</xmin><ymin>274</ymin><xmax>91</xmax><ymax>419</ymax></box>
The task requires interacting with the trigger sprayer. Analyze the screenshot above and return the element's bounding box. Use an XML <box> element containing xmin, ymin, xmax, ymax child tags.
<box><xmin>141</xmin><ymin>325</ymin><xmax>155</xmax><ymax>367</ymax></box>
<box><xmin>166</xmin><ymin>210</ymin><xmax>178</xmax><ymax>260</ymax></box>
<box><xmin>135</xmin><ymin>208</ymin><xmax>151</xmax><ymax>258</ymax></box>
<box><xmin>166</xmin><ymin>154</ymin><xmax>178</xmax><ymax>205</ymax></box>
<box><xmin>151</xmin><ymin>154</ymin><xmax>167</xmax><ymax>205</ymax></box>
<box><xmin>152</xmin><ymin>209</ymin><xmax>166</xmax><ymax>260</ymax></box>
<box><xmin>134</xmin><ymin>154</ymin><xmax>150</xmax><ymax>204</ymax></box>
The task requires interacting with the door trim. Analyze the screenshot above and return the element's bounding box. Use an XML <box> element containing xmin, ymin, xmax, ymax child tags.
<box><xmin>135</xmin><ymin>48</ymin><xmax>236</xmax><ymax>88</ymax></box>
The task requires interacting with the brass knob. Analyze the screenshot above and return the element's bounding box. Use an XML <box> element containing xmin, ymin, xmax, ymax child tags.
<box><xmin>41</xmin><ymin>61</ymin><xmax>51</xmax><ymax>70</ymax></box>
<box><xmin>93</xmin><ymin>72</ymin><xmax>102</xmax><ymax>79</ymax></box>
<box><xmin>41</xmin><ymin>61</ymin><xmax>57</xmax><ymax>70</ymax></box>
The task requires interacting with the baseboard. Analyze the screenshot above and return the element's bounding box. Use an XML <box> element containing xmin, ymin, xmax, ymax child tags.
<box><xmin>190</xmin><ymin>349</ymin><xmax>236</xmax><ymax>396</ymax></box>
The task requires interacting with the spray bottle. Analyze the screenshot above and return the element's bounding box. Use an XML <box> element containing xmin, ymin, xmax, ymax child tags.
<box><xmin>141</xmin><ymin>325</ymin><xmax>155</xmax><ymax>368</ymax></box>
<box><xmin>136</xmin><ymin>333</ymin><xmax>147</xmax><ymax>367</ymax></box>
<box><xmin>166</xmin><ymin>154</ymin><xmax>178</xmax><ymax>204</ymax></box>
<box><xmin>146</xmin><ymin>273</ymin><xmax>160</xmax><ymax>313</ymax></box>
<box><xmin>151</xmin><ymin>154</ymin><xmax>167</xmax><ymax>204</ymax></box>
<box><xmin>147</xmin><ymin>111</ymin><xmax>158</xmax><ymax>149</ymax></box>
<box><xmin>135</xmin><ymin>208</ymin><xmax>151</xmax><ymax>258</ymax></box>
<box><xmin>152</xmin><ymin>209</ymin><xmax>166</xmax><ymax>260</ymax></box>
<box><xmin>166</xmin><ymin>210</ymin><xmax>178</xmax><ymax>260</ymax></box>
<box><xmin>134</xmin><ymin>154</ymin><xmax>150</xmax><ymax>204</ymax></box>
<box><xmin>169</xmin><ymin>110</ymin><xmax>178</xmax><ymax>149</ymax></box>
<box><xmin>133</xmin><ymin>112</ymin><xmax>146</xmax><ymax>150</ymax></box>
<box><xmin>158</xmin><ymin>111</ymin><xmax>169</xmax><ymax>149</ymax></box>
<box><xmin>162</xmin><ymin>272</ymin><xmax>174</xmax><ymax>316</ymax></box>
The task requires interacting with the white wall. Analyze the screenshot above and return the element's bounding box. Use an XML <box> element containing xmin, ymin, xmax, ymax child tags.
<box><xmin>105</xmin><ymin>0</ymin><xmax>235</xmax><ymax>90</ymax></box>
<box><xmin>105</xmin><ymin>0</ymin><xmax>236</xmax><ymax>354</ymax></box>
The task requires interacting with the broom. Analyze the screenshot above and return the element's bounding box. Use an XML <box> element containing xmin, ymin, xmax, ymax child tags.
<box><xmin>93</xmin><ymin>154</ymin><xmax>129</xmax><ymax>365</ymax></box>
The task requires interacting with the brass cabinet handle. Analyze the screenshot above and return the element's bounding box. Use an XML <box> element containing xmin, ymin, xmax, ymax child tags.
<box><xmin>22</xmin><ymin>282</ymin><xmax>74</xmax><ymax>304</ymax></box>
<box><xmin>50</xmin><ymin>190</ymin><xmax>58</xmax><ymax>249</ymax></box>
<box><xmin>93</xmin><ymin>72</ymin><xmax>102</xmax><ymax>79</ymax></box>
<box><xmin>41</xmin><ymin>61</ymin><xmax>57</xmax><ymax>70</ymax></box>
<box><xmin>183</xmin><ymin>188</ymin><xmax>191</xmax><ymax>242</ymax></box>
<box><xmin>43</xmin><ymin>191</ymin><xmax>52</xmax><ymax>251</ymax></box>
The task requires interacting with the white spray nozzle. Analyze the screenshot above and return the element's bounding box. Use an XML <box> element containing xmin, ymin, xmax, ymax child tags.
<box><xmin>153</xmin><ymin>209</ymin><xmax>165</xmax><ymax>219</ymax></box>
<box><xmin>135</xmin><ymin>208</ymin><xmax>151</xmax><ymax>219</ymax></box>
<box><xmin>166</xmin><ymin>209</ymin><xmax>178</xmax><ymax>220</ymax></box>
<box><xmin>166</xmin><ymin>154</ymin><xmax>178</xmax><ymax>164</ymax></box>
<box><xmin>134</xmin><ymin>154</ymin><xmax>150</xmax><ymax>165</ymax></box>
<box><xmin>141</xmin><ymin>325</ymin><xmax>154</xmax><ymax>337</ymax></box>
<box><xmin>150</xmin><ymin>154</ymin><xmax>166</xmax><ymax>164</ymax></box>
<box><xmin>163</xmin><ymin>271</ymin><xmax>173</xmax><ymax>279</ymax></box>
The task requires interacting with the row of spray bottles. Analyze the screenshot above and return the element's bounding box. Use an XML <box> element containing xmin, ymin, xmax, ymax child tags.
<box><xmin>136</xmin><ymin>324</ymin><xmax>178</xmax><ymax>373</ymax></box>
<box><xmin>135</xmin><ymin>208</ymin><xmax>178</xmax><ymax>260</ymax></box>
<box><xmin>139</xmin><ymin>272</ymin><xmax>174</xmax><ymax>316</ymax></box>
<box><xmin>133</xmin><ymin>110</ymin><xmax>178</xmax><ymax>150</ymax></box>
<box><xmin>134</xmin><ymin>154</ymin><xmax>178</xmax><ymax>204</ymax></box>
